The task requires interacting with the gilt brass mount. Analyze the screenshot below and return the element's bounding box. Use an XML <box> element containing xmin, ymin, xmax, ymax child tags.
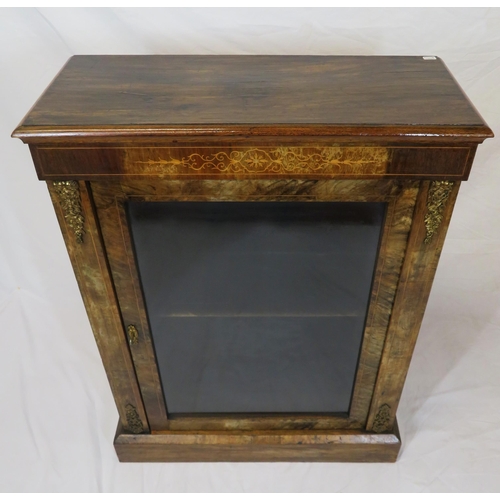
<box><xmin>424</xmin><ymin>181</ymin><xmax>454</xmax><ymax>244</ymax></box>
<box><xmin>52</xmin><ymin>180</ymin><xmax>85</xmax><ymax>244</ymax></box>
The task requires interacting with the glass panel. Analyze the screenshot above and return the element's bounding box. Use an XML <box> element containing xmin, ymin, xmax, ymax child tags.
<box><xmin>127</xmin><ymin>201</ymin><xmax>386</xmax><ymax>414</ymax></box>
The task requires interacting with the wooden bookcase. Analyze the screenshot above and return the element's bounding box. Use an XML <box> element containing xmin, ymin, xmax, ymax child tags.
<box><xmin>13</xmin><ymin>55</ymin><xmax>492</xmax><ymax>462</ymax></box>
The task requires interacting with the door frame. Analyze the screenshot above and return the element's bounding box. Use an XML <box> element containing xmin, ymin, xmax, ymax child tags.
<box><xmin>91</xmin><ymin>178</ymin><xmax>419</xmax><ymax>432</ymax></box>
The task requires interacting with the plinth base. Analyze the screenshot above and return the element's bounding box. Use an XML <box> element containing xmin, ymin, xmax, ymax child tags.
<box><xmin>114</xmin><ymin>420</ymin><xmax>401</xmax><ymax>462</ymax></box>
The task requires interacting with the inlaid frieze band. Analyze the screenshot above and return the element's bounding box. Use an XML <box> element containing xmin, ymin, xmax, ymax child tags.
<box><xmin>125</xmin><ymin>403</ymin><xmax>144</xmax><ymax>434</ymax></box>
<box><xmin>52</xmin><ymin>180</ymin><xmax>85</xmax><ymax>244</ymax></box>
<box><xmin>131</xmin><ymin>147</ymin><xmax>389</xmax><ymax>176</ymax></box>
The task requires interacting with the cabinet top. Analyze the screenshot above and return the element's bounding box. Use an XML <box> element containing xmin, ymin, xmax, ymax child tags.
<box><xmin>13</xmin><ymin>55</ymin><xmax>493</xmax><ymax>143</ymax></box>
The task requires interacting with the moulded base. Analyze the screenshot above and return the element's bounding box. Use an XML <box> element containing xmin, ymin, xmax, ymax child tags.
<box><xmin>114</xmin><ymin>419</ymin><xmax>401</xmax><ymax>462</ymax></box>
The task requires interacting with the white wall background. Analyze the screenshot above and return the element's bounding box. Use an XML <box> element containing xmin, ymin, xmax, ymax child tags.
<box><xmin>1</xmin><ymin>7</ymin><xmax>500</xmax><ymax>492</ymax></box>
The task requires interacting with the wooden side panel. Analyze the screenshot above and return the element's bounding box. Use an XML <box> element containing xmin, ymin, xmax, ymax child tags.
<box><xmin>47</xmin><ymin>181</ymin><xmax>149</xmax><ymax>433</ymax></box>
<box><xmin>116</xmin><ymin>178</ymin><xmax>400</xmax><ymax>202</ymax></box>
<box><xmin>389</xmin><ymin>147</ymin><xmax>472</xmax><ymax>179</ymax></box>
<box><xmin>366</xmin><ymin>180</ymin><xmax>461</xmax><ymax>432</ymax></box>
<box><xmin>114</xmin><ymin>423</ymin><xmax>401</xmax><ymax>463</ymax></box>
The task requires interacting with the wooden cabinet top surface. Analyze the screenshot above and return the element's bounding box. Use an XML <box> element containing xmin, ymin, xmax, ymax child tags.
<box><xmin>13</xmin><ymin>55</ymin><xmax>492</xmax><ymax>142</ymax></box>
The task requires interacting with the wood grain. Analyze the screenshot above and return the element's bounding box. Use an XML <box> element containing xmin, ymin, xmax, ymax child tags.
<box><xmin>114</xmin><ymin>421</ymin><xmax>401</xmax><ymax>462</ymax></box>
<box><xmin>366</xmin><ymin>180</ymin><xmax>461</xmax><ymax>432</ymax></box>
<box><xmin>91</xmin><ymin>182</ymin><xmax>168</xmax><ymax>430</ymax></box>
<box><xmin>13</xmin><ymin>55</ymin><xmax>492</xmax><ymax>142</ymax></box>
<box><xmin>47</xmin><ymin>181</ymin><xmax>149</xmax><ymax>433</ymax></box>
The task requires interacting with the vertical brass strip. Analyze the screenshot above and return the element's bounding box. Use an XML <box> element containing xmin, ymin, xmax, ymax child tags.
<box><xmin>424</xmin><ymin>181</ymin><xmax>454</xmax><ymax>244</ymax></box>
<box><xmin>52</xmin><ymin>180</ymin><xmax>85</xmax><ymax>244</ymax></box>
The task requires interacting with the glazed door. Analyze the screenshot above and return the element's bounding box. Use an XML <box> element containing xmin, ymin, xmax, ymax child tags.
<box><xmin>92</xmin><ymin>179</ymin><xmax>418</xmax><ymax>431</ymax></box>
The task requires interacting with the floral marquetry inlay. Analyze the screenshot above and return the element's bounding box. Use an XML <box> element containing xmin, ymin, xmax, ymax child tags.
<box><xmin>133</xmin><ymin>147</ymin><xmax>389</xmax><ymax>176</ymax></box>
